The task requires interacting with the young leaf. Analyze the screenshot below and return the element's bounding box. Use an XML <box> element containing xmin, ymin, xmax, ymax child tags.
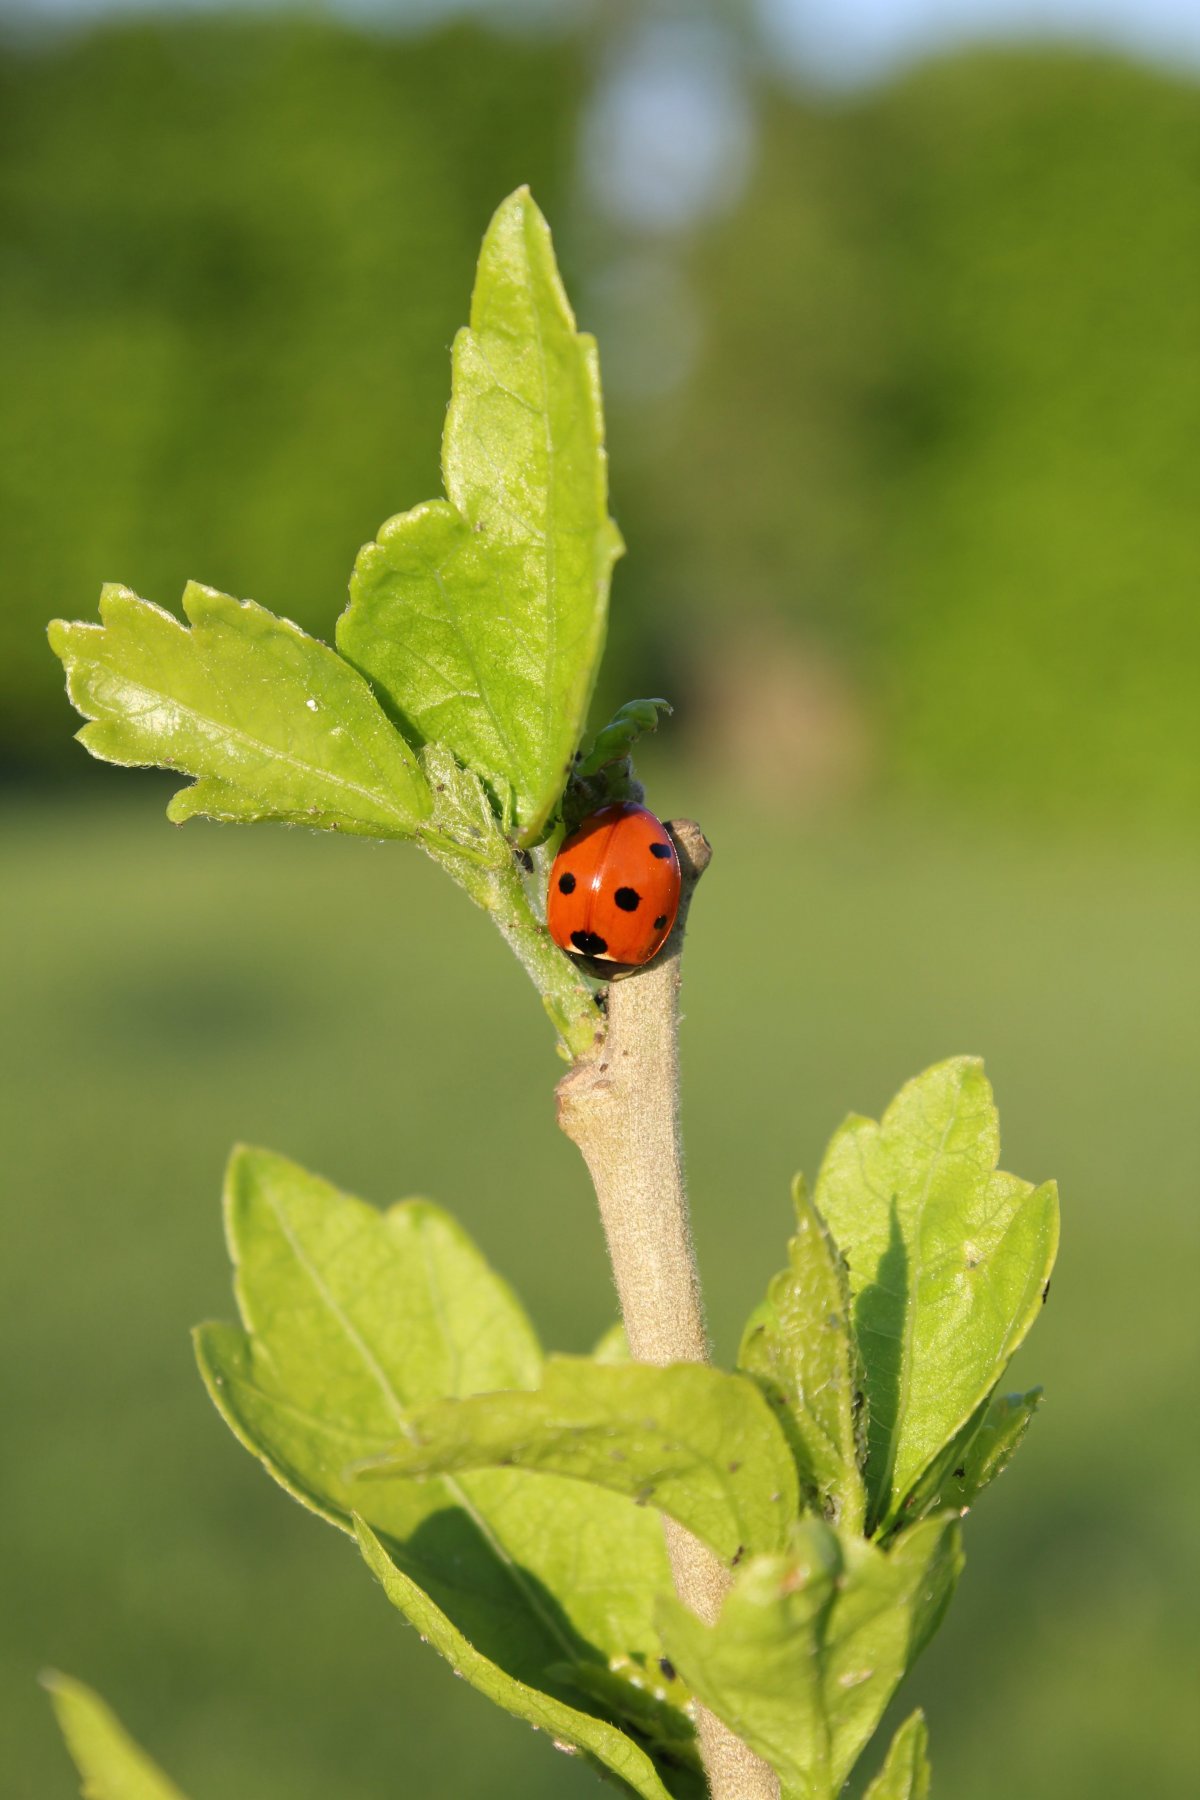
<box><xmin>49</xmin><ymin>583</ymin><xmax>429</xmax><ymax>837</ymax></box>
<box><xmin>195</xmin><ymin>1149</ymin><xmax>695</xmax><ymax>1797</ymax></box>
<box><xmin>738</xmin><ymin>1176</ymin><xmax>867</xmax><ymax>1533</ymax></box>
<box><xmin>339</xmin><ymin>188</ymin><xmax>622</xmax><ymax>845</ymax></box>
<box><xmin>354</xmin><ymin>1354</ymin><xmax>800</xmax><ymax>1564</ymax></box>
<box><xmin>814</xmin><ymin>1057</ymin><xmax>1059</xmax><ymax>1532</ymax></box>
<box><xmin>576</xmin><ymin>698</ymin><xmax>672</xmax><ymax>777</ymax></box>
<box><xmin>886</xmin><ymin>1387</ymin><xmax>991</xmax><ymax>1531</ymax></box>
<box><xmin>562</xmin><ymin>697</ymin><xmax>673</xmax><ymax>825</ymax></box>
<box><xmin>862</xmin><ymin>1710</ymin><xmax>931</xmax><ymax>1800</ymax></box>
<box><xmin>947</xmin><ymin>1386</ymin><xmax>1042</xmax><ymax>1510</ymax></box>
<box><xmin>42</xmin><ymin>1672</ymin><xmax>190</xmax><ymax>1800</ymax></box>
<box><xmin>889</xmin><ymin>1380</ymin><xmax>1043</xmax><ymax>1530</ymax></box>
<box><xmin>657</xmin><ymin>1515</ymin><xmax>963</xmax><ymax>1800</ymax></box>
<box><xmin>592</xmin><ymin>1320</ymin><xmax>631</xmax><ymax>1363</ymax></box>
<box><xmin>356</xmin><ymin>1522</ymin><xmax>700</xmax><ymax>1800</ymax></box>
<box><xmin>550</xmin><ymin>1657</ymin><xmax>698</xmax><ymax>1765</ymax></box>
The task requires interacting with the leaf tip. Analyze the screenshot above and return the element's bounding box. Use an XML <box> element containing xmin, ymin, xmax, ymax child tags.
<box><xmin>181</xmin><ymin>579</ymin><xmax>249</xmax><ymax>629</ymax></box>
<box><xmin>475</xmin><ymin>182</ymin><xmax>572</xmax><ymax>329</ymax></box>
<box><xmin>220</xmin><ymin>1142</ymin><xmax>278</xmax><ymax>1249</ymax></box>
<box><xmin>497</xmin><ymin>180</ymin><xmax>536</xmax><ymax>218</ymax></box>
<box><xmin>96</xmin><ymin>580</ymin><xmax>155</xmax><ymax>629</ymax></box>
<box><xmin>482</xmin><ymin>183</ymin><xmax>543</xmax><ymax>253</ymax></box>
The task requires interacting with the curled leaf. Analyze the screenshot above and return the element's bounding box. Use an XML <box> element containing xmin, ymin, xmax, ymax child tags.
<box><xmin>738</xmin><ymin>1175</ymin><xmax>867</xmax><ymax>1533</ymax></box>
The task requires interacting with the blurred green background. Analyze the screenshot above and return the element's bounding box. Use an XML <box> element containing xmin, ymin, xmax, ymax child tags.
<box><xmin>2</xmin><ymin>3</ymin><xmax>1197</xmax><ymax>1797</ymax></box>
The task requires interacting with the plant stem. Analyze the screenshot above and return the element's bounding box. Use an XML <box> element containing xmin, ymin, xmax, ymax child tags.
<box><xmin>557</xmin><ymin>820</ymin><xmax>780</xmax><ymax>1800</ymax></box>
<box><xmin>418</xmin><ymin>744</ymin><xmax>603</xmax><ymax>1058</ymax></box>
<box><xmin>482</xmin><ymin>851</ymin><xmax>603</xmax><ymax>1058</ymax></box>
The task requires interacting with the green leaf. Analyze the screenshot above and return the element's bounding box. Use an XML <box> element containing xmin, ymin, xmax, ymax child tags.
<box><xmin>885</xmin><ymin>1388</ymin><xmax>990</xmax><ymax>1532</ymax></box>
<box><xmin>339</xmin><ymin>187</ymin><xmax>622</xmax><ymax>844</ymax></box>
<box><xmin>814</xmin><ymin>1057</ymin><xmax>1059</xmax><ymax>1531</ymax></box>
<box><xmin>592</xmin><ymin>1320</ymin><xmax>631</xmax><ymax>1363</ymax></box>
<box><xmin>549</xmin><ymin>1657</ymin><xmax>698</xmax><ymax>1768</ymax></box>
<box><xmin>354</xmin><ymin>1355</ymin><xmax>800</xmax><ymax>1564</ymax></box>
<box><xmin>948</xmin><ymin>1386</ymin><xmax>1042</xmax><ymax>1510</ymax></box>
<box><xmin>42</xmin><ymin>1673</ymin><xmax>190</xmax><ymax>1800</ymax></box>
<box><xmin>49</xmin><ymin>582</ymin><xmax>429</xmax><ymax>837</ymax></box>
<box><xmin>889</xmin><ymin>1381</ymin><xmax>1043</xmax><ymax>1530</ymax></box>
<box><xmin>738</xmin><ymin>1176</ymin><xmax>867</xmax><ymax>1533</ymax></box>
<box><xmin>658</xmin><ymin>1515</ymin><xmax>963</xmax><ymax>1800</ymax></box>
<box><xmin>356</xmin><ymin>1523</ymin><xmax>697</xmax><ymax>1800</ymax></box>
<box><xmin>862</xmin><ymin>1710</ymin><xmax>931</xmax><ymax>1800</ymax></box>
<box><xmin>195</xmin><ymin>1148</ymin><xmax>697</xmax><ymax>1797</ymax></box>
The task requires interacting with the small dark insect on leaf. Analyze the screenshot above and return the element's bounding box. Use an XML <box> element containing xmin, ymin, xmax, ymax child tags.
<box><xmin>658</xmin><ymin>1657</ymin><xmax>677</xmax><ymax>1682</ymax></box>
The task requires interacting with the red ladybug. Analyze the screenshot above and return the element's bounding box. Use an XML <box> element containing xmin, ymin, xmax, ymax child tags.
<box><xmin>547</xmin><ymin>803</ymin><xmax>681</xmax><ymax>968</ymax></box>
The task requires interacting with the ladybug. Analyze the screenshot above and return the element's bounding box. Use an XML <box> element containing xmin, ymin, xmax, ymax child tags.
<box><xmin>547</xmin><ymin>803</ymin><xmax>681</xmax><ymax>969</ymax></box>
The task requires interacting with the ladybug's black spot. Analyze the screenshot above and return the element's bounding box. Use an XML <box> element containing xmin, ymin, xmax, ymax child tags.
<box><xmin>653</xmin><ymin>914</ymin><xmax>668</xmax><ymax>931</ymax></box>
<box><xmin>614</xmin><ymin>886</ymin><xmax>641</xmax><ymax>912</ymax></box>
<box><xmin>650</xmin><ymin>841</ymin><xmax>672</xmax><ymax>859</ymax></box>
<box><xmin>557</xmin><ymin>871</ymin><xmax>577</xmax><ymax>895</ymax></box>
<box><xmin>571</xmin><ymin>929</ymin><xmax>609</xmax><ymax>957</ymax></box>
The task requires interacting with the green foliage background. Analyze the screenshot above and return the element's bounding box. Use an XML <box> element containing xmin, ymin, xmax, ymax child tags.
<box><xmin>3</xmin><ymin>16</ymin><xmax>1197</xmax><ymax>825</ymax></box>
<box><xmin>3</xmin><ymin>10</ymin><xmax>1197</xmax><ymax>1800</ymax></box>
<box><xmin>665</xmin><ymin>52</ymin><xmax>1200</xmax><ymax>825</ymax></box>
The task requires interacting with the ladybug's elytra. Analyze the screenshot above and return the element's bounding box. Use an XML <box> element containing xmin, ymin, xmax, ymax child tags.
<box><xmin>547</xmin><ymin>803</ymin><xmax>681</xmax><ymax>968</ymax></box>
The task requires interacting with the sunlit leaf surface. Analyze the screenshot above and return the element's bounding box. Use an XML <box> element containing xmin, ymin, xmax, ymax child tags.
<box><xmin>339</xmin><ymin>188</ymin><xmax>621</xmax><ymax>844</ymax></box>
<box><xmin>50</xmin><ymin>583</ymin><xmax>429</xmax><ymax>836</ymax></box>
<box><xmin>195</xmin><ymin>1149</ymin><xmax>700</xmax><ymax>1798</ymax></box>
<box><xmin>814</xmin><ymin>1058</ymin><xmax>1058</xmax><ymax>1530</ymax></box>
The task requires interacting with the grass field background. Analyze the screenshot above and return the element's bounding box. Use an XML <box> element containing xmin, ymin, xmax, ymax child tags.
<box><xmin>4</xmin><ymin>771</ymin><xmax>1195</xmax><ymax>1798</ymax></box>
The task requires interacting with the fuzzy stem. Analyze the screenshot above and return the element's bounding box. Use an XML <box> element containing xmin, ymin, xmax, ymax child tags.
<box><xmin>557</xmin><ymin>820</ymin><xmax>780</xmax><ymax>1800</ymax></box>
<box><xmin>482</xmin><ymin>852</ymin><xmax>604</xmax><ymax>1058</ymax></box>
<box><xmin>417</xmin><ymin>749</ymin><xmax>603</xmax><ymax>1060</ymax></box>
